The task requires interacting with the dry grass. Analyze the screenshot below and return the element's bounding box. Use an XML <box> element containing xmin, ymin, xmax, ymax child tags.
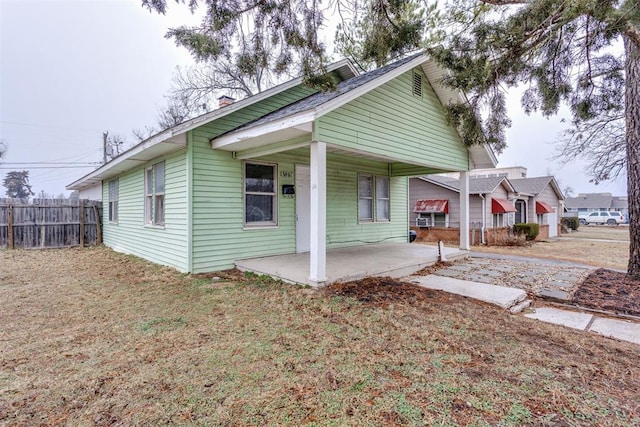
<box><xmin>474</xmin><ymin>226</ymin><xmax>630</xmax><ymax>270</ymax></box>
<box><xmin>2</xmin><ymin>247</ymin><xmax>640</xmax><ymax>426</ymax></box>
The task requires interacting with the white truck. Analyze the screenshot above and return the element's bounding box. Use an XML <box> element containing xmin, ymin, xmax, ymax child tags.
<box><xmin>578</xmin><ymin>211</ymin><xmax>625</xmax><ymax>225</ymax></box>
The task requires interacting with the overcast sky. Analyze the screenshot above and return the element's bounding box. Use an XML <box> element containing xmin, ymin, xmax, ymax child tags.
<box><xmin>0</xmin><ymin>0</ymin><xmax>628</xmax><ymax>198</ymax></box>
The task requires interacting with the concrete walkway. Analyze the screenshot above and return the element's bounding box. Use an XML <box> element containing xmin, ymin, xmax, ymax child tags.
<box><xmin>525</xmin><ymin>307</ymin><xmax>640</xmax><ymax>345</ymax></box>
<box><xmin>431</xmin><ymin>254</ymin><xmax>596</xmax><ymax>301</ymax></box>
<box><xmin>404</xmin><ymin>262</ymin><xmax>640</xmax><ymax>346</ymax></box>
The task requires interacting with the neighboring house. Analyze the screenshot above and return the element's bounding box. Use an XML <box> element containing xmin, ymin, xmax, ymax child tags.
<box><xmin>410</xmin><ymin>171</ymin><xmax>564</xmax><ymax>242</ymax></box>
<box><xmin>565</xmin><ymin>193</ymin><xmax>628</xmax><ymax>217</ymax></box>
<box><xmin>410</xmin><ymin>175</ymin><xmax>516</xmax><ymax>243</ymax></box>
<box><xmin>509</xmin><ymin>176</ymin><xmax>564</xmax><ymax>238</ymax></box>
<box><xmin>67</xmin><ymin>53</ymin><xmax>495</xmax><ymax>286</ymax></box>
<box><xmin>77</xmin><ymin>183</ymin><xmax>102</xmax><ymax>201</ymax></box>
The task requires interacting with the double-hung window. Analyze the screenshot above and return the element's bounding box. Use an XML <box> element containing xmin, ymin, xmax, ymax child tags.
<box><xmin>108</xmin><ymin>179</ymin><xmax>119</xmax><ymax>222</ymax></box>
<box><xmin>358</xmin><ymin>174</ymin><xmax>390</xmax><ymax>222</ymax></box>
<box><xmin>145</xmin><ymin>161</ymin><xmax>165</xmax><ymax>226</ymax></box>
<box><xmin>244</xmin><ymin>162</ymin><xmax>277</xmax><ymax>226</ymax></box>
<box><xmin>493</xmin><ymin>213</ymin><xmax>504</xmax><ymax>228</ymax></box>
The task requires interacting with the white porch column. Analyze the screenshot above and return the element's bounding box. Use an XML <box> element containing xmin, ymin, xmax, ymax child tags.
<box><xmin>309</xmin><ymin>140</ymin><xmax>327</xmax><ymax>285</ymax></box>
<box><xmin>459</xmin><ymin>171</ymin><xmax>470</xmax><ymax>250</ymax></box>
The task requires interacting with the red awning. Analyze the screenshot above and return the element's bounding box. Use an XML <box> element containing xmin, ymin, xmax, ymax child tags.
<box><xmin>414</xmin><ymin>199</ymin><xmax>448</xmax><ymax>214</ymax></box>
<box><xmin>536</xmin><ymin>201</ymin><xmax>555</xmax><ymax>214</ymax></box>
<box><xmin>492</xmin><ymin>198</ymin><xmax>517</xmax><ymax>214</ymax></box>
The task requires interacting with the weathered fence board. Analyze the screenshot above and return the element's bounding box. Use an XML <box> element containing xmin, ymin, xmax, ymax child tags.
<box><xmin>0</xmin><ymin>199</ymin><xmax>102</xmax><ymax>249</ymax></box>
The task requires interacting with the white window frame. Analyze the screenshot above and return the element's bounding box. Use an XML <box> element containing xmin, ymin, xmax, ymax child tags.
<box><xmin>358</xmin><ymin>173</ymin><xmax>391</xmax><ymax>223</ymax></box>
<box><xmin>244</xmin><ymin>161</ymin><xmax>278</xmax><ymax>227</ymax></box>
<box><xmin>376</xmin><ymin>176</ymin><xmax>390</xmax><ymax>222</ymax></box>
<box><xmin>108</xmin><ymin>179</ymin><xmax>118</xmax><ymax>223</ymax></box>
<box><xmin>145</xmin><ymin>161</ymin><xmax>165</xmax><ymax>227</ymax></box>
<box><xmin>493</xmin><ymin>213</ymin><xmax>505</xmax><ymax>228</ymax></box>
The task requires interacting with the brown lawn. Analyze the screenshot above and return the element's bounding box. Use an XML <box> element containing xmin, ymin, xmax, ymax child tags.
<box><xmin>1</xmin><ymin>247</ymin><xmax>639</xmax><ymax>425</ymax></box>
<box><xmin>473</xmin><ymin>225</ymin><xmax>630</xmax><ymax>271</ymax></box>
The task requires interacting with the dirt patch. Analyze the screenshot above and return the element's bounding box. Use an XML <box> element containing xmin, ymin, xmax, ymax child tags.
<box><xmin>325</xmin><ymin>276</ymin><xmax>459</xmax><ymax>307</ymax></box>
<box><xmin>572</xmin><ymin>269</ymin><xmax>640</xmax><ymax>317</ymax></box>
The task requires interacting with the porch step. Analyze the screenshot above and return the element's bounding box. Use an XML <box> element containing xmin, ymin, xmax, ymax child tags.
<box><xmin>510</xmin><ymin>299</ymin><xmax>532</xmax><ymax>314</ymax></box>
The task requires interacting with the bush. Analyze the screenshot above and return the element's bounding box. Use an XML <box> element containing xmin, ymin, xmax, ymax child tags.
<box><xmin>561</xmin><ymin>216</ymin><xmax>580</xmax><ymax>231</ymax></box>
<box><xmin>513</xmin><ymin>223</ymin><xmax>540</xmax><ymax>241</ymax></box>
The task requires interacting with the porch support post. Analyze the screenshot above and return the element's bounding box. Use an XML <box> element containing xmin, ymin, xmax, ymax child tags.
<box><xmin>309</xmin><ymin>140</ymin><xmax>327</xmax><ymax>285</ymax></box>
<box><xmin>459</xmin><ymin>171</ymin><xmax>470</xmax><ymax>250</ymax></box>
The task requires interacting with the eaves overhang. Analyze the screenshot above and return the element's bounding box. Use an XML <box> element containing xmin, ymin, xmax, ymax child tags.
<box><xmin>67</xmin><ymin>133</ymin><xmax>187</xmax><ymax>191</ymax></box>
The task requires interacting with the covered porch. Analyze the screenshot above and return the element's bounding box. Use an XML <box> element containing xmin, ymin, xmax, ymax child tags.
<box><xmin>235</xmin><ymin>242</ymin><xmax>468</xmax><ymax>287</ymax></box>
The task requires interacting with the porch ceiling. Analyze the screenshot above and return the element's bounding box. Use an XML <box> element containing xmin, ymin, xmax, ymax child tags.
<box><xmin>238</xmin><ymin>141</ymin><xmax>458</xmax><ymax>177</ymax></box>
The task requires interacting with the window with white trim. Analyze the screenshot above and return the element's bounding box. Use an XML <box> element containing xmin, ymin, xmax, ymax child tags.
<box><xmin>244</xmin><ymin>162</ymin><xmax>277</xmax><ymax>226</ymax></box>
<box><xmin>108</xmin><ymin>179</ymin><xmax>118</xmax><ymax>222</ymax></box>
<box><xmin>493</xmin><ymin>213</ymin><xmax>505</xmax><ymax>228</ymax></box>
<box><xmin>358</xmin><ymin>174</ymin><xmax>390</xmax><ymax>222</ymax></box>
<box><xmin>376</xmin><ymin>176</ymin><xmax>390</xmax><ymax>221</ymax></box>
<box><xmin>145</xmin><ymin>161</ymin><xmax>165</xmax><ymax>226</ymax></box>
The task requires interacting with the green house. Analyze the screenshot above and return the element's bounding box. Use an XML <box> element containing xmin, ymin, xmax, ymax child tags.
<box><xmin>68</xmin><ymin>53</ymin><xmax>496</xmax><ymax>286</ymax></box>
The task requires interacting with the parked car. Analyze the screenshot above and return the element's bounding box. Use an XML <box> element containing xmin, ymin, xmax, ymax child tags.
<box><xmin>578</xmin><ymin>211</ymin><xmax>625</xmax><ymax>225</ymax></box>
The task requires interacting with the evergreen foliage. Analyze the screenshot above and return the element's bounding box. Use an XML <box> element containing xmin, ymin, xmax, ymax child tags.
<box><xmin>143</xmin><ymin>0</ymin><xmax>640</xmax><ymax>277</ymax></box>
<box><xmin>3</xmin><ymin>170</ymin><xmax>34</xmax><ymax>199</ymax></box>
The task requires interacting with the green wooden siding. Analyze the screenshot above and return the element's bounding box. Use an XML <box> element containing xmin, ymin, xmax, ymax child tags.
<box><xmin>190</xmin><ymin>85</ymin><xmax>318</xmax><ymax>273</ymax></box>
<box><xmin>317</xmin><ymin>68</ymin><xmax>469</xmax><ymax>171</ymax></box>
<box><xmin>102</xmin><ymin>150</ymin><xmax>189</xmax><ymax>271</ymax></box>
<box><xmin>191</xmin><ymin>144</ymin><xmax>408</xmax><ymax>273</ymax></box>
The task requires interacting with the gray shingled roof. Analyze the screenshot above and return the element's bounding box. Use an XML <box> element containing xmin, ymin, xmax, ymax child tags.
<box><xmin>611</xmin><ymin>196</ymin><xmax>628</xmax><ymax>209</ymax></box>
<box><xmin>216</xmin><ymin>52</ymin><xmax>425</xmax><ymax>137</ymax></box>
<box><xmin>420</xmin><ymin>175</ymin><xmax>510</xmax><ymax>194</ymax></box>
<box><xmin>509</xmin><ymin>176</ymin><xmax>554</xmax><ymax>195</ymax></box>
<box><xmin>565</xmin><ymin>193</ymin><xmax>614</xmax><ymax>209</ymax></box>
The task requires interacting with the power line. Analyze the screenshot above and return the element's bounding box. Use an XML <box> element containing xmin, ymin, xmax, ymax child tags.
<box><xmin>0</xmin><ymin>120</ymin><xmax>102</xmax><ymax>133</ymax></box>
<box><xmin>1</xmin><ymin>162</ymin><xmax>100</xmax><ymax>165</ymax></box>
<box><xmin>0</xmin><ymin>166</ymin><xmax>98</xmax><ymax>169</ymax></box>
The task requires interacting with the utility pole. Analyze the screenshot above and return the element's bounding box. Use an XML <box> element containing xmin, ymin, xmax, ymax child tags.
<box><xmin>102</xmin><ymin>131</ymin><xmax>108</xmax><ymax>165</ymax></box>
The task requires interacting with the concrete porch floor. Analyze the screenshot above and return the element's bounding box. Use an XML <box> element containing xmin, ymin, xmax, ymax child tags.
<box><xmin>235</xmin><ymin>243</ymin><xmax>468</xmax><ymax>287</ymax></box>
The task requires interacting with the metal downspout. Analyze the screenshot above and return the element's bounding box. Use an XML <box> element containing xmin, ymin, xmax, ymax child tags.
<box><xmin>479</xmin><ymin>194</ymin><xmax>486</xmax><ymax>244</ymax></box>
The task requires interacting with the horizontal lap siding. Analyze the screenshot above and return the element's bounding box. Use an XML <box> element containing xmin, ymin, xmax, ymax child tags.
<box><xmin>265</xmin><ymin>151</ymin><xmax>408</xmax><ymax>249</ymax></box>
<box><xmin>191</xmin><ymin>86</ymin><xmax>316</xmax><ymax>273</ymax></box>
<box><xmin>318</xmin><ymin>69</ymin><xmax>469</xmax><ymax>171</ymax></box>
<box><xmin>190</xmin><ymin>140</ymin><xmax>296</xmax><ymax>273</ymax></box>
<box><xmin>191</xmin><ymin>144</ymin><xmax>408</xmax><ymax>273</ymax></box>
<box><xmin>326</xmin><ymin>158</ymin><xmax>407</xmax><ymax>248</ymax></box>
<box><xmin>102</xmin><ymin>151</ymin><xmax>188</xmax><ymax>271</ymax></box>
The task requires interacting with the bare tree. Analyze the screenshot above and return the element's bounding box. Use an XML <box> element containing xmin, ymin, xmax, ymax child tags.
<box><xmin>554</xmin><ymin>111</ymin><xmax>626</xmax><ymax>185</ymax></box>
<box><xmin>169</xmin><ymin>60</ymin><xmax>276</xmax><ymax>114</ymax></box>
<box><xmin>0</xmin><ymin>139</ymin><xmax>7</xmax><ymax>161</ymax></box>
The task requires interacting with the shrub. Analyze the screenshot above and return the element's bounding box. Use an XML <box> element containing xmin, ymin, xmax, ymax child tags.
<box><xmin>513</xmin><ymin>223</ymin><xmax>540</xmax><ymax>241</ymax></box>
<box><xmin>561</xmin><ymin>216</ymin><xmax>580</xmax><ymax>231</ymax></box>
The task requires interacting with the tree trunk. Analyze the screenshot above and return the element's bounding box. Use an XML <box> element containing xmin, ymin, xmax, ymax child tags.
<box><xmin>625</xmin><ymin>35</ymin><xmax>640</xmax><ymax>279</ymax></box>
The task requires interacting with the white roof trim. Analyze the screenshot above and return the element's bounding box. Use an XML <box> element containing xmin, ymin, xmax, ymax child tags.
<box><xmin>212</xmin><ymin>53</ymin><xmax>498</xmax><ymax>170</ymax></box>
<box><xmin>314</xmin><ymin>54</ymin><xmax>431</xmax><ymax>117</ymax></box>
<box><xmin>67</xmin><ymin>133</ymin><xmax>187</xmax><ymax>190</ymax></box>
<box><xmin>212</xmin><ymin>111</ymin><xmax>315</xmax><ymax>149</ymax></box>
<box><xmin>67</xmin><ymin>59</ymin><xmax>358</xmax><ymax>190</ymax></box>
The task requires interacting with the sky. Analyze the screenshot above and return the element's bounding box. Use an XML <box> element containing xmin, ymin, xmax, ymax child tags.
<box><xmin>0</xmin><ymin>0</ymin><xmax>628</xmax><ymax>198</ymax></box>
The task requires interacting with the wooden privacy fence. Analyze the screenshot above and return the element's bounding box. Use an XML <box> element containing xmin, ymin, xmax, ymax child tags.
<box><xmin>0</xmin><ymin>199</ymin><xmax>102</xmax><ymax>249</ymax></box>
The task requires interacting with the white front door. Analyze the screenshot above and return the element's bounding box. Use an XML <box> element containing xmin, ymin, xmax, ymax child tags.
<box><xmin>295</xmin><ymin>165</ymin><xmax>311</xmax><ymax>253</ymax></box>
